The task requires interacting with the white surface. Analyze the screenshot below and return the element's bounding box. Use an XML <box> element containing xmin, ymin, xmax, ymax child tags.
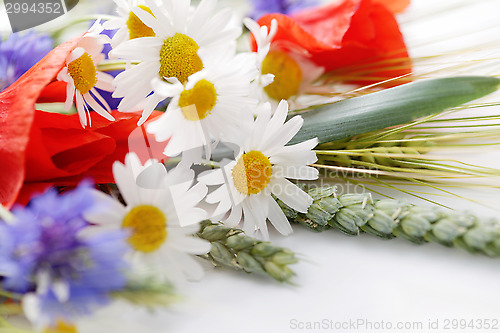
<box><xmin>2</xmin><ymin>0</ymin><xmax>500</xmax><ymax>332</ymax></box>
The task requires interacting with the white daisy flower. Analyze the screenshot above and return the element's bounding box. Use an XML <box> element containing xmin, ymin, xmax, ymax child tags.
<box><xmin>103</xmin><ymin>0</ymin><xmax>158</xmax><ymax>48</ymax></box>
<box><xmin>57</xmin><ymin>21</ymin><xmax>115</xmax><ymax>127</ymax></box>
<box><xmin>85</xmin><ymin>153</ymin><xmax>210</xmax><ymax>283</ymax></box>
<box><xmin>146</xmin><ymin>46</ymin><xmax>258</xmax><ymax>161</ymax></box>
<box><xmin>244</xmin><ymin>18</ymin><xmax>325</xmax><ymax>111</ymax></box>
<box><xmin>110</xmin><ymin>0</ymin><xmax>242</xmax><ymax>125</ymax></box>
<box><xmin>199</xmin><ymin>100</ymin><xmax>319</xmax><ymax>240</ymax></box>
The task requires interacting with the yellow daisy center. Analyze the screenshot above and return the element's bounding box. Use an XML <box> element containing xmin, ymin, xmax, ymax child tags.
<box><xmin>261</xmin><ymin>50</ymin><xmax>302</xmax><ymax>101</ymax></box>
<box><xmin>122</xmin><ymin>205</ymin><xmax>167</xmax><ymax>253</ymax></box>
<box><xmin>126</xmin><ymin>5</ymin><xmax>156</xmax><ymax>39</ymax></box>
<box><xmin>178</xmin><ymin>79</ymin><xmax>217</xmax><ymax>121</ymax></box>
<box><xmin>67</xmin><ymin>52</ymin><xmax>97</xmax><ymax>95</ymax></box>
<box><xmin>43</xmin><ymin>321</ymin><xmax>77</xmax><ymax>333</ymax></box>
<box><xmin>232</xmin><ymin>150</ymin><xmax>273</xmax><ymax>195</ymax></box>
<box><xmin>159</xmin><ymin>33</ymin><xmax>203</xmax><ymax>83</ymax></box>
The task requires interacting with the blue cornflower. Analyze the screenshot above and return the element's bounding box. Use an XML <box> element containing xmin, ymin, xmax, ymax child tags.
<box><xmin>0</xmin><ymin>31</ymin><xmax>54</xmax><ymax>91</ymax></box>
<box><xmin>248</xmin><ymin>0</ymin><xmax>320</xmax><ymax>19</ymax></box>
<box><xmin>0</xmin><ymin>182</ymin><xmax>128</xmax><ymax>322</ymax></box>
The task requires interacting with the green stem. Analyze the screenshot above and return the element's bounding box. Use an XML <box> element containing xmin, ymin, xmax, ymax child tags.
<box><xmin>197</xmin><ymin>221</ymin><xmax>298</xmax><ymax>282</ymax></box>
<box><xmin>97</xmin><ymin>61</ymin><xmax>140</xmax><ymax>72</ymax></box>
<box><xmin>279</xmin><ymin>186</ymin><xmax>500</xmax><ymax>257</ymax></box>
<box><xmin>0</xmin><ymin>289</ymin><xmax>22</xmax><ymax>301</ymax></box>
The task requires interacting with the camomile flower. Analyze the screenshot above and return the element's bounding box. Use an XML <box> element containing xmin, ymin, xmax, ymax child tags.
<box><xmin>57</xmin><ymin>22</ymin><xmax>115</xmax><ymax>127</ymax></box>
<box><xmin>84</xmin><ymin>153</ymin><xmax>210</xmax><ymax>284</ymax></box>
<box><xmin>103</xmin><ymin>0</ymin><xmax>158</xmax><ymax>48</ymax></box>
<box><xmin>146</xmin><ymin>46</ymin><xmax>258</xmax><ymax>161</ymax></box>
<box><xmin>110</xmin><ymin>0</ymin><xmax>241</xmax><ymax>125</ymax></box>
<box><xmin>199</xmin><ymin>100</ymin><xmax>319</xmax><ymax>240</ymax></box>
<box><xmin>244</xmin><ymin>18</ymin><xmax>324</xmax><ymax>110</ymax></box>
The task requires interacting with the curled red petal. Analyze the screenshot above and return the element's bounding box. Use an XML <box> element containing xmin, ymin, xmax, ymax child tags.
<box><xmin>0</xmin><ymin>36</ymin><xmax>83</xmax><ymax>208</ymax></box>
<box><xmin>17</xmin><ymin>110</ymin><xmax>166</xmax><ymax>205</ymax></box>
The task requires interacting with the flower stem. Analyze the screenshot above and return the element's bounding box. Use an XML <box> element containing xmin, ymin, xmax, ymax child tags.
<box><xmin>0</xmin><ymin>289</ymin><xmax>22</xmax><ymax>300</ymax></box>
<box><xmin>197</xmin><ymin>221</ymin><xmax>298</xmax><ymax>282</ymax></box>
<box><xmin>279</xmin><ymin>186</ymin><xmax>500</xmax><ymax>257</ymax></box>
<box><xmin>96</xmin><ymin>60</ymin><xmax>140</xmax><ymax>72</ymax></box>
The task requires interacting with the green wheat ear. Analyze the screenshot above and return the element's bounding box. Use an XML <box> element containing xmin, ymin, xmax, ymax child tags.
<box><xmin>197</xmin><ymin>221</ymin><xmax>298</xmax><ymax>283</ymax></box>
<box><xmin>316</xmin><ymin>131</ymin><xmax>435</xmax><ymax>168</ymax></box>
<box><xmin>279</xmin><ymin>186</ymin><xmax>500</xmax><ymax>257</ymax></box>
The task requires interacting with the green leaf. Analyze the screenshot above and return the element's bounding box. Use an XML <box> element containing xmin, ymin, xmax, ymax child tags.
<box><xmin>290</xmin><ymin>76</ymin><xmax>500</xmax><ymax>144</ymax></box>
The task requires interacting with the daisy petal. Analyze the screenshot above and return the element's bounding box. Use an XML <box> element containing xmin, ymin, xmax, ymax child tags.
<box><xmin>110</xmin><ymin>37</ymin><xmax>162</xmax><ymax>61</ymax></box>
<box><xmin>273</xmin><ymin>165</ymin><xmax>319</xmax><ymax>180</ymax></box>
<box><xmin>83</xmin><ymin>92</ymin><xmax>114</xmax><ymax>121</ymax></box>
<box><xmin>168</xmin><ymin>235</ymin><xmax>211</xmax><ymax>255</ymax></box>
<box><xmin>64</xmin><ymin>81</ymin><xmax>75</xmax><ymax>111</ymax></box>
<box><xmin>175</xmin><ymin>251</ymin><xmax>205</xmax><ymax>281</ymax></box>
<box><xmin>271</xmin><ymin>177</ymin><xmax>313</xmax><ymax>213</ymax></box>
<box><xmin>267</xmin><ymin>196</ymin><xmax>293</xmax><ymax>236</ymax></box>
<box><xmin>112</xmin><ymin>160</ymin><xmax>141</xmax><ymax>206</ymax></box>
<box><xmin>224</xmin><ymin>205</ymin><xmax>242</xmax><ymax>227</ymax></box>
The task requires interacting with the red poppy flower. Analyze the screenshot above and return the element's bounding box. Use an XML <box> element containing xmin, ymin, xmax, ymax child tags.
<box><xmin>256</xmin><ymin>0</ymin><xmax>411</xmax><ymax>84</ymax></box>
<box><xmin>0</xmin><ymin>36</ymin><xmax>82</xmax><ymax>208</ymax></box>
<box><xmin>16</xmin><ymin>109</ymin><xmax>166</xmax><ymax>205</ymax></box>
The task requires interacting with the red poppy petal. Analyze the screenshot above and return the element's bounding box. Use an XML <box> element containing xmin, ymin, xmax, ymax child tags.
<box><xmin>15</xmin><ymin>183</ymin><xmax>54</xmax><ymax>207</ymax></box>
<box><xmin>288</xmin><ymin>0</ymin><xmax>362</xmax><ymax>48</ymax></box>
<box><xmin>256</xmin><ymin>0</ymin><xmax>362</xmax><ymax>52</ymax></box>
<box><xmin>24</xmin><ymin>110</ymin><xmax>115</xmax><ymax>182</ymax></box>
<box><xmin>372</xmin><ymin>0</ymin><xmax>410</xmax><ymax>13</ymax></box>
<box><xmin>255</xmin><ymin>14</ymin><xmax>331</xmax><ymax>53</ymax></box>
<box><xmin>0</xmin><ymin>36</ymin><xmax>82</xmax><ymax>208</ymax></box>
<box><xmin>37</xmin><ymin>81</ymin><xmax>69</xmax><ymax>103</ymax></box>
<box><xmin>19</xmin><ymin>110</ymin><xmax>167</xmax><ymax>204</ymax></box>
<box><xmin>308</xmin><ymin>1</ymin><xmax>410</xmax><ymax>79</ymax></box>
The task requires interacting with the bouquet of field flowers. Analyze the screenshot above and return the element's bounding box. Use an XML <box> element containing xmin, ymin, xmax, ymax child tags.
<box><xmin>0</xmin><ymin>0</ymin><xmax>499</xmax><ymax>331</ymax></box>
